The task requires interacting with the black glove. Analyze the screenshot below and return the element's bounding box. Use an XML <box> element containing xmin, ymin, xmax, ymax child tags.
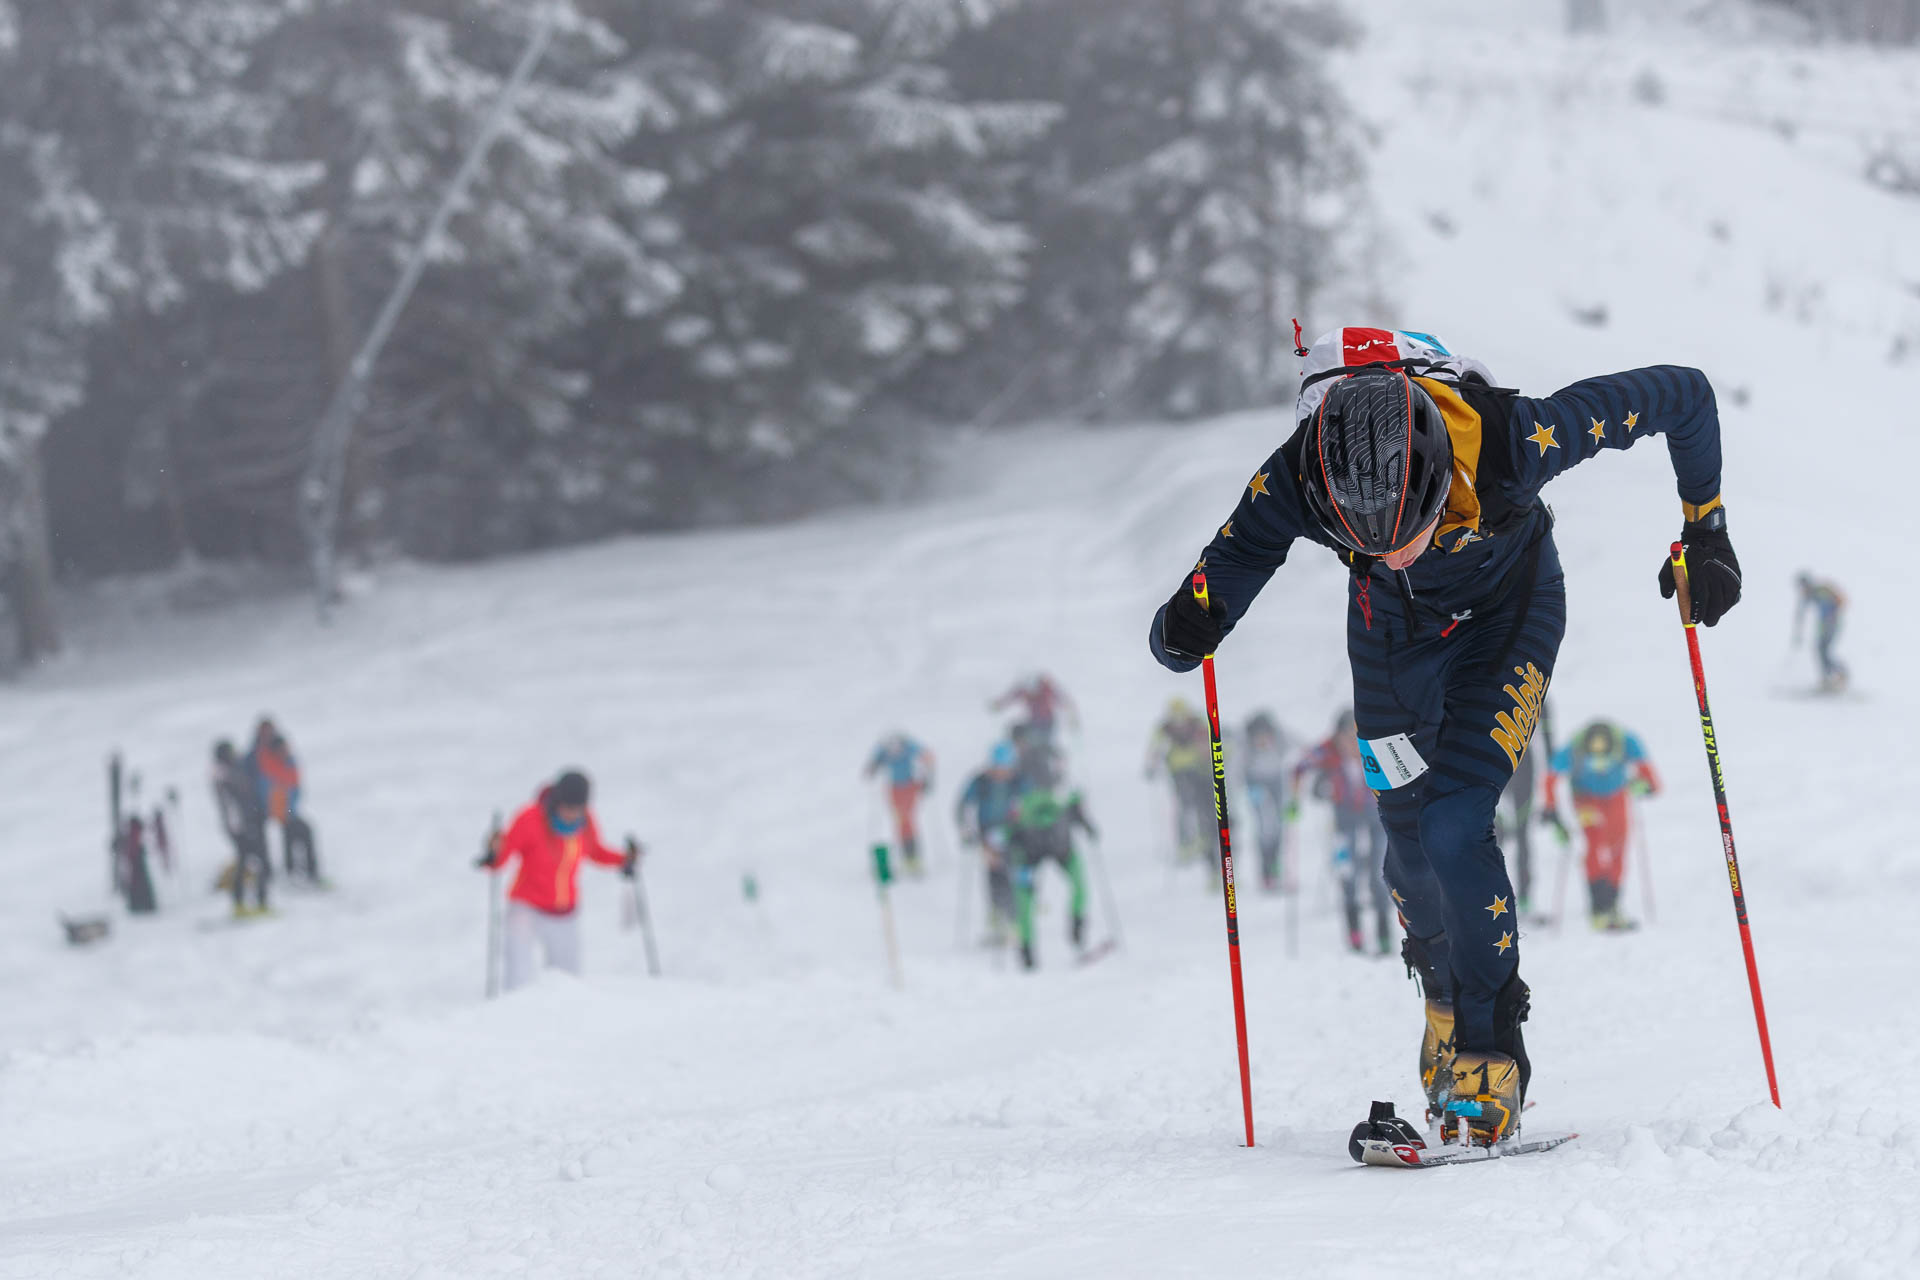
<box><xmin>1658</xmin><ymin>509</ymin><xmax>1741</xmax><ymax>627</ymax></box>
<box><xmin>477</xmin><ymin>821</ymin><xmax>502</xmax><ymax>869</ymax></box>
<box><xmin>1159</xmin><ymin>581</ymin><xmax>1227</xmax><ymax>663</ymax></box>
<box><xmin>622</xmin><ymin>836</ymin><xmax>642</xmax><ymax>879</ymax></box>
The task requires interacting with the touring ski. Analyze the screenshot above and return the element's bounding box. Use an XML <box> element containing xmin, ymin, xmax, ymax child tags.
<box><xmin>1355</xmin><ymin>1131</ymin><xmax>1577</xmax><ymax>1168</ymax></box>
<box><xmin>1349</xmin><ymin>1100</ymin><xmax>1575</xmax><ymax>1169</ymax></box>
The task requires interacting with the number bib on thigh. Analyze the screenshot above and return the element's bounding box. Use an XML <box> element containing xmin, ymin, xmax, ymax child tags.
<box><xmin>1359</xmin><ymin>733</ymin><xmax>1430</xmax><ymax>791</ymax></box>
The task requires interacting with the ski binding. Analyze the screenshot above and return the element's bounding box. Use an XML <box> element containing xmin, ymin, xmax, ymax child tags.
<box><xmin>1349</xmin><ymin>1100</ymin><xmax>1576</xmax><ymax>1168</ymax></box>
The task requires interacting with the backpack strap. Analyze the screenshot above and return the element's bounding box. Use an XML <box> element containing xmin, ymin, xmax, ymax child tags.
<box><xmin>1456</xmin><ymin>380</ymin><xmax>1540</xmax><ymax>539</ymax></box>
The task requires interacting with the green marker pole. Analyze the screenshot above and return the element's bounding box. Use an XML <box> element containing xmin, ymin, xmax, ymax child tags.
<box><xmin>873</xmin><ymin>843</ymin><xmax>903</xmax><ymax>990</ymax></box>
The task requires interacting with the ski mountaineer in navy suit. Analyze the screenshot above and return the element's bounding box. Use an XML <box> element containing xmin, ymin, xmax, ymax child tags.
<box><xmin>1148</xmin><ymin>328</ymin><xmax>1744</xmax><ymax>1146</ymax></box>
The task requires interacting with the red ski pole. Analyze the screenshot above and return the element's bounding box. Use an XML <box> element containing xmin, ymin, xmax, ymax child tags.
<box><xmin>1192</xmin><ymin>571</ymin><xmax>1256</xmax><ymax>1147</ymax></box>
<box><xmin>1669</xmin><ymin>545</ymin><xmax>1781</xmax><ymax>1108</ymax></box>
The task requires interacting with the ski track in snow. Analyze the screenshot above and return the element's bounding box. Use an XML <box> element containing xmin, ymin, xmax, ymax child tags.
<box><xmin>7</xmin><ymin>4</ymin><xmax>1920</xmax><ymax>1277</ymax></box>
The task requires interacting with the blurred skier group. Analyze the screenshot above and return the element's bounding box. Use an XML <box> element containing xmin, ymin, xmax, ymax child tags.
<box><xmin>1146</xmin><ymin>701</ymin><xmax>1396</xmax><ymax>952</ymax></box>
<box><xmin>1140</xmin><ymin>693</ymin><xmax>1668</xmax><ymax>948</ymax></box>
<box><xmin>865</xmin><ymin>640</ymin><xmax>1855</xmax><ymax>976</ymax></box>
<box><xmin>872</xmin><ymin>674</ymin><xmax>1105</xmax><ymax>971</ymax></box>
<box><xmin>95</xmin><ymin>717</ymin><xmax>321</xmax><ymax>932</ymax></box>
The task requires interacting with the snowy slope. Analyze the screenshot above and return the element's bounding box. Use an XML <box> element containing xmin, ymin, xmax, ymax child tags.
<box><xmin>6</xmin><ymin>5</ymin><xmax>1920</xmax><ymax>1278</ymax></box>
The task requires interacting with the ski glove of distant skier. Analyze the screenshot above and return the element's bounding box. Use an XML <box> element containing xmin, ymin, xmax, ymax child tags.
<box><xmin>622</xmin><ymin>837</ymin><xmax>642</xmax><ymax>879</ymax></box>
<box><xmin>1658</xmin><ymin>508</ymin><xmax>1741</xmax><ymax>627</ymax></box>
<box><xmin>1160</xmin><ymin>580</ymin><xmax>1227</xmax><ymax>662</ymax></box>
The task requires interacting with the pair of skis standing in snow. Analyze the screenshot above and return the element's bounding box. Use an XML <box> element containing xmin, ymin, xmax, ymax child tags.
<box><xmin>69</xmin><ymin>752</ymin><xmax>179</xmax><ymax>943</ymax></box>
<box><xmin>1150</xmin><ymin>327</ymin><xmax>1777</xmax><ymax>1161</ymax></box>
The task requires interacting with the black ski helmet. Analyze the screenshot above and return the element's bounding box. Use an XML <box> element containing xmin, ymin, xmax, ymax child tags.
<box><xmin>1300</xmin><ymin>370</ymin><xmax>1454</xmax><ymax>557</ymax></box>
<box><xmin>551</xmin><ymin>769</ymin><xmax>591</xmax><ymax>809</ymax></box>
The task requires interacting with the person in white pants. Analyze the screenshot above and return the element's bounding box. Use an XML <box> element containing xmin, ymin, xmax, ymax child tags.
<box><xmin>480</xmin><ymin>769</ymin><xmax>639</xmax><ymax>992</ymax></box>
<box><xmin>503</xmin><ymin>900</ymin><xmax>584</xmax><ymax>987</ymax></box>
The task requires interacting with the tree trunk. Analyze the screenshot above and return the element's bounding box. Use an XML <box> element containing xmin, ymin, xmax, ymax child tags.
<box><xmin>12</xmin><ymin>436</ymin><xmax>61</xmax><ymax>661</ymax></box>
<box><xmin>310</xmin><ymin>225</ymin><xmax>367</xmax><ymax>566</ymax></box>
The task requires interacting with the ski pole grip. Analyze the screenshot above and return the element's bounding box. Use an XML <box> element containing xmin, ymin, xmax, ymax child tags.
<box><xmin>1191</xmin><ymin>570</ymin><xmax>1211</xmax><ymax>611</ymax></box>
<box><xmin>1669</xmin><ymin>541</ymin><xmax>1693</xmax><ymax>626</ymax></box>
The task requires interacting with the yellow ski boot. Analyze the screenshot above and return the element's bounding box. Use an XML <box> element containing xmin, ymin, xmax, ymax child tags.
<box><xmin>1445</xmin><ymin>1051</ymin><xmax>1524</xmax><ymax>1146</ymax></box>
<box><xmin>1419</xmin><ymin>999</ymin><xmax>1456</xmax><ymax>1120</ymax></box>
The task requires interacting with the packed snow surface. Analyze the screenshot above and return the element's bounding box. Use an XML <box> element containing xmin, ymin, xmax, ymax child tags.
<box><xmin>6</xmin><ymin>3</ymin><xmax>1920</xmax><ymax>1277</ymax></box>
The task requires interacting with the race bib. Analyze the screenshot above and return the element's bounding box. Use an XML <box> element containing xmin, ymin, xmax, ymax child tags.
<box><xmin>1358</xmin><ymin>733</ymin><xmax>1429</xmax><ymax>791</ymax></box>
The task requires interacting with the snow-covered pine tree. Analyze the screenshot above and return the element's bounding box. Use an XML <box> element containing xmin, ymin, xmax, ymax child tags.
<box><xmin>582</xmin><ymin>0</ymin><xmax>1059</xmax><ymax>524</ymax></box>
<box><xmin>935</xmin><ymin>0</ymin><xmax>1372</xmax><ymax>423</ymax></box>
<box><xmin>2</xmin><ymin>0</ymin><xmax>325</xmax><ymax>654</ymax></box>
<box><xmin>47</xmin><ymin>0</ymin><xmax>686</xmax><ymax>567</ymax></box>
<box><xmin>269</xmin><ymin>0</ymin><xmax>685</xmax><ymax>561</ymax></box>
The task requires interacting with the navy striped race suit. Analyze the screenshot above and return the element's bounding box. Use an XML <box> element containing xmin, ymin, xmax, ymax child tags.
<box><xmin>1150</xmin><ymin>360</ymin><xmax>1723</xmax><ymax>1053</ymax></box>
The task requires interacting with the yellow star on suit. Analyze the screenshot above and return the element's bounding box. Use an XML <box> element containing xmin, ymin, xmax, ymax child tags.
<box><xmin>1527</xmin><ymin>422</ymin><xmax>1559</xmax><ymax>455</ymax></box>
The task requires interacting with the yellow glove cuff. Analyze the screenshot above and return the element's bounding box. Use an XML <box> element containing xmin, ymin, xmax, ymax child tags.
<box><xmin>1681</xmin><ymin>494</ymin><xmax>1723</xmax><ymax>524</ymax></box>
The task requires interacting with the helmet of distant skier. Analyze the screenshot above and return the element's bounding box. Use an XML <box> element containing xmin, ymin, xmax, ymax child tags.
<box><xmin>1582</xmin><ymin>722</ymin><xmax>1620</xmax><ymax>760</ymax></box>
<box><xmin>551</xmin><ymin>769</ymin><xmax>591</xmax><ymax>809</ymax></box>
<box><xmin>1300</xmin><ymin>370</ymin><xmax>1454</xmax><ymax>558</ymax></box>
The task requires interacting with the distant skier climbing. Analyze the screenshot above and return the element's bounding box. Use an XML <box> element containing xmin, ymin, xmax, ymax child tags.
<box><xmin>956</xmin><ymin>740</ymin><xmax>1021</xmax><ymax>944</ymax></box>
<box><xmin>1546</xmin><ymin>720</ymin><xmax>1659</xmax><ymax>931</ymax></box>
<box><xmin>865</xmin><ymin>733</ymin><xmax>935</xmax><ymax>875</ymax></box>
<box><xmin>1793</xmin><ymin>572</ymin><xmax>1849</xmax><ymax>693</ymax></box>
<box><xmin>1005</xmin><ymin>765</ymin><xmax>1098</xmax><ymax>970</ymax></box>
<box><xmin>1294</xmin><ymin>711</ymin><xmax>1393</xmax><ymax>954</ymax></box>
<box><xmin>1237</xmin><ymin>710</ymin><xmax>1294</xmax><ymax>892</ymax></box>
<box><xmin>1149</xmin><ymin>325</ymin><xmax>1742</xmax><ymax>1145</ymax></box>
<box><xmin>212</xmin><ymin>740</ymin><xmax>271</xmax><ymax>918</ymax></box>
<box><xmin>990</xmin><ymin>673</ymin><xmax>1078</xmax><ymax>747</ymax></box>
<box><xmin>476</xmin><ymin>769</ymin><xmax>637</xmax><ymax>991</ymax></box>
<box><xmin>1145</xmin><ymin>699</ymin><xmax>1212</xmax><ymax>866</ymax></box>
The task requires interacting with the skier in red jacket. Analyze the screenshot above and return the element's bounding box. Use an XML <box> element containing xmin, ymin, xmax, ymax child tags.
<box><xmin>478</xmin><ymin>770</ymin><xmax>637</xmax><ymax>990</ymax></box>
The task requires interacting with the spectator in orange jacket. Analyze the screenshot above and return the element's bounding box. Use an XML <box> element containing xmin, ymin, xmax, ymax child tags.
<box><xmin>479</xmin><ymin>770</ymin><xmax>637</xmax><ymax>990</ymax></box>
<box><xmin>247</xmin><ymin>718</ymin><xmax>320</xmax><ymax>884</ymax></box>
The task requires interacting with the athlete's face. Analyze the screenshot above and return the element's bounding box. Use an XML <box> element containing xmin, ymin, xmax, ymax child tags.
<box><xmin>1380</xmin><ymin>516</ymin><xmax>1440</xmax><ymax>571</ymax></box>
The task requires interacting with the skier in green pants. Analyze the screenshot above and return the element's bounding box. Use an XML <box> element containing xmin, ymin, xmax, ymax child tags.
<box><xmin>1006</xmin><ymin>771</ymin><xmax>1098</xmax><ymax>971</ymax></box>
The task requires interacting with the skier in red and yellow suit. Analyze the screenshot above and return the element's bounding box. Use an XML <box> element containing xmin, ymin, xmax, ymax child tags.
<box><xmin>1546</xmin><ymin>721</ymin><xmax>1660</xmax><ymax>930</ymax></box>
